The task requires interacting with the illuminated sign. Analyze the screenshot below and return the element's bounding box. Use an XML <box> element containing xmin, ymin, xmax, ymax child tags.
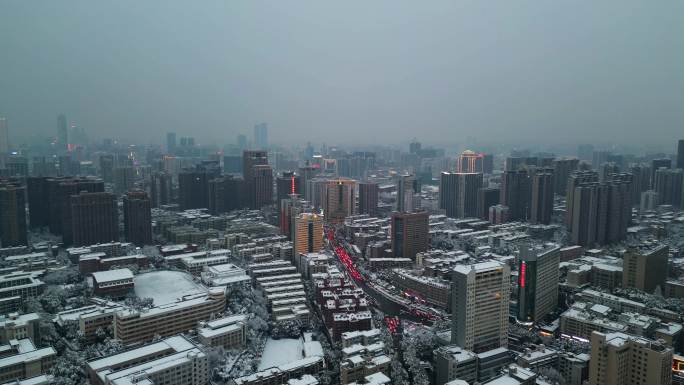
<box><xmin>520</xmin><ymin>262</ymin><xmax>526</xmax><ymax>288</ymax></box>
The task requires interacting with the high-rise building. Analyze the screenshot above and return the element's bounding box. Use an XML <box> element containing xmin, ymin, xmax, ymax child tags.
<box><xmin>654</xmin><ymin>168</ymin><xmax>683</xmax><ymax>207</ymax></box>
<box><xmin>298</xmin><ymin>165</ymin><xmax>319</xmax><ymax>200</ymax></box>
<box><xmin>500</xmin><ymin>170</ymin><xmax>531</xmax><ymax>221</ymax></box>
<box><xmin>530</xmin><ymin>171</ymin><xmax>554</xmax><ymax>224</ymax></box>
<box><xmin>588</xmin><ymin>331</ymin><xmax>672</xmax><ymax>385</ymax></box>
<box><xmin>27</xmin><ymin>177</ymin><xmax>50</xmax><ymax>229</ymax></box>
<box><xmin>565</xmin><ymin>171</ymin><xmax>599</xmax><ymax>229</ymax></box>
<box><xmin>650</xmin><ymin>158</ymin><xmax>672</xmax><ymax>188</ymax></box>
<box><xmin>223</xmin><ymin>155</ymin><xmax>242</xmax><ymax>174</ymax></box>
<box><xmin>123</xmin><ymin>190</ymin><xmax>152</xmax><ymax>246</ymax></box>
<box><xmin>178</xmin><ymin>169</ymin><xmax>210</xmax><ymax>210</ymax></box>
<box><xmin>47</xmin><ymin>177</ymin><xmax>104</xmax><ymax>238</ymax></box>
<box><xmin>552</xmin><ymin>158</ymin><xmax>579</xmax><ymax>196</ymax></box>
<box><xmin>251</xmin><ymin>165</ymin><xmax>273</xmax><ymax>209</ymax></box>
<box><xmin>149</xmin><ymin>172</ymin><xmax>172</xmax><ymax>208</ymax></box>
<box><xmin>113</xmin><ymin>166</ymin><xmax>135</xmax><ymax>195</ymax></box>
<box><xmin>324</xmin><ymin>179</ymin><xmax>356</xmax><ymax>224</ymax></box>
<box><xmin>70</xmin><ymin>192</ymin><xmax>119</xmax><ymax>247</ymax></box>
<box><xmin>439</xmin><ymin>172</ymin><xmax>483</xmax><ymax>218</ymax></box>
<box><xmin>0</xmin><ymin>117</ymin><xmax>8</xmax><ymax>154</ymax></box>
<box><xmin>391</xmin><ymin>211</ymin><xmax>429</xmax><ymax>260</ymax></box>
<box><xmin>629</xmin><ymin>164</ymin><xmax>651</xmax><ymax>205</ymax></box>
<box><xmin>280</xmin><ymin>193</ymin><xmax>308</xmax><ymax>238</ymax></box>
<box><xmin>409</xmin><ymin>140</ymin><xmax>421</xmax><ymax>155</ymax></box>
<box><xmin>592</xmin><ymin>150</ymin><xmax>610</xmax><ymax>168</ymax></box>
<box><xmin>456</xmin><ymin>150</ymin><xmax>484</xmax><ymax>173</ymax></box>
<box><xmin>477</xmin><ymin>187</ymin><xmax>500</xmax><ymax>220</ymax></box>
<box><xmin>358</xmin><ymin>182</ymin><xmax>379</xmax><ymax>217</ymax></box>
<box><xmin>451</xmin><ymin>261</ymin><xmax>510</xmax><ymax>353</ymax></box>
<box><xmin>254</xmin><ymin>123</ymin><xmax>268</xmax><ymax>149</ymax></box>
<box><xmin>569</xmin><ymin>174</ymin><xmax>632</xmax><ymax>247</ymax></box>
<box><xmin>577</xmin><ymin>144</ymin><xmax>594</xmax><ymax>162</ymax></box>
<box><xmin>57</xmin><ymin>114</ymin><xmax>68</xmax><ymax>151</ymax></box>
<box><xmin>208</xmin><ymin>175</ymin><xmax>245</xmax><ymax>214</ymax></box>
<box><xmin>293</xmin><ymin>213</ymin><xmax>323</xmax><ymax>255</ymax></box>
<box><xmin>236</xmin><ymin>134</ymin><xmax>247</xmax><ymax>150</ymax></box>
<box><xmin>489</xmin><ymin>204</ymin><xmax>510</xmax><ymax>224</ymax></box>
<box><xmin>166</xmin><ymin>132</ymin><xmax>176</xmax><ymax>153</ymax></box>
<box><xmin>0</xmin><ymin>182</ymin><xmax>27</xmax><ymax>247</ymax></box>
<box><xmin>678</xmin><ymin>139</ymin><xmax>684</xmax><ymax>170</ymax></box>
<box><xmin>482</xmin><ymin>154</ymin><xmax>494</xmax><ymax>174</ymax></box>
<box><xmin>396</xmin><ymin>174</ymin><xmax>416</xmax><ymax>212</ymax></box>
<box><xmin>622</xmin><ymin>244</ymin><xmax>668</xmax><ymax>294</ymax></box>
<box><xmin>276</xmin><ymin>171</ymin><xmax>300</xmax><ymax>204</ymax></box>
<box><xmin>243</xmin><ymin>150</ymin><xmax>269</xmax><ymax>208</ymax></box>
<box><xmin>517</xmin><ymin>245</ymin><xmax>560</xmax><ymax>323</ymax></box>
<box><xmin>99</xmin><ymin>155</ymin><xmax>114</xmax><ymax>183</ymax></box>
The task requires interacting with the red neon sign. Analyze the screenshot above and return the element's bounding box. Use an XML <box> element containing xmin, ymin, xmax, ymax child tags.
<box><xmin>520</xmin><ymin>262</ymin><xmax>526</xmax><ymax>288</ymax></box>
<box><xmin>291</xmin><ymin>175</ymin><xmax>295</xmax><ymax>194</ymax></box>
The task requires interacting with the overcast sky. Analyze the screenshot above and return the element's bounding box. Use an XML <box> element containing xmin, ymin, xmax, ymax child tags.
<box><xmin>1</xmin><ymin>0</ymin><xmax>682</xmax><ymax>148</ymax></box>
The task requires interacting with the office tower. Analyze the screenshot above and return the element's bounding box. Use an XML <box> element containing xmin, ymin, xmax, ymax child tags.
<box><xmin>178</xmin><ymin>169</ymin><xmax>210</xmax><ymax>210</ymax></box>
<box><xmin>254</xmin><ymin>123</ymin><xmax>268</xmax><ymax>149</ymax></box>
<box><xmin>358</xmin><ymin>181</ymin><xmax>379</xmax><ymax>217</ymax></box>
<box><xmin>622</xmin><ymin>244</ymin><xmax>668</xmax><ymax>294</ymax></box>
<box><xmin>123</xmin><ymin>190</ymin><xmax>152</xmax><ymax>246</ymax></box>
<box><xmin>293</xmin><ymin>213</ymin><xmax>323</xmax><ymax>255</ymax></box>
<box><xmin>307</xmin><ymin>178</ymin><xmax>328</xmax><ymax>211</ymax></box>
<box><xmin>569</xmin><ymin>174</ymin><xmax>632</xmax><ymax>247</ymax></box>
<box><xmin>149</xmin><ymin>172</ymin><xmax>172</xmax><ymax>208</ymax></box>
<box><xmin>390</xmin><ymin>211</ymin><xmax>429</xmax><ymax>260</ymax></box>
<box><xmin>456</xmin><ymin>150</ymin><xmax>483</xmax><ymax>173</ymax></box>
<box><xmin>599</xmin><ymin>162</ymin><xmax>620</xmax><ymax>182</ymax></box>
<box><xmin>298</xmin><ymin>164</ymin><xmax>318</xmax><ymax>200</ymax></box>
<box><xmin>0</xmin><ymin>117</ymin><xmax>8</xmax><ymax>153</ymax></box>
<box><xmin>280</xmin><ymin>193</ymin><xmax>307</xmax><ymax>237</ymax></box>
<box><xmin>650</xmin><ymin>158</ymin><xmax>672</xmax><ymax>188</ymax></box>
<box><xmin>251</xmin><ymin>165</ymin><xmax>273</xmax><ymax>209</ymax></box>
<box><xmin>678</xmin><ymin>139</ymin><xmax>684</xmax><ymax>169</ymax></box>
<box><xmin>26</xmin><ymin>177</ymin><xmax>50</xmax><ymax>229</ymax></box>
<box><xmin>166</xmin><ymin>132</ymin><xmax>176</xmax><ymax>153</ymax></box>
<box><xmin>113</xmin><ymin>166</ymin><xmax>135</xmax><ymax>195</ymax></box>
<box><xmin>552</xmin><ymin>158</ymin><xmax>579</xmax><ymax>196</ymax></box>
<box><xmin>208</xmin><ymin>176</ymin><xmax>245</xmax><ymax>214</ymax></box>
<box><xmin>517</xmin><ymin>244</ymin><xmax>560</xmax><ymax>323</ymax></box>
<box><xmin>629</xmin><ymin>164</ymin><xmax>651</xmax><ymax>205</ymax></box>
<box><xmin>482</xmin><ymin>154</ymin><xmax>494</xmax><ymax>174</ymax></box>
<box><xmin>324</xmin><ymin>179</ymin><xmax>356</xmax><ymax>224</ymax></box>
<box><xmin>48</xmin><ymin>177</ymin><xmax>104</xmax><ymax>237</ymax></box>
<box><xmin>451</xmin><ymin>261</ymin><xmax>510</xmax><ymax>353</ymax></box>
<box><xmin>396</xmin><ymin>174</ymin><xmax>416</xmax><ymax>212</ymax></box>
<box><xmin>592</xmin><ymin>150</ymin><xmax>610</xmax><ymax>168</ymax></box>
<box><xmin>565</xmin><ymin>171</ymin><xmax>599</xmax><ymax>229</ymax></box>
<box><xmin>0</xmin><ymin>182</ymin><xmax>27</xmax><ymax>247</ymax></box>
<box><xmin>223</xmin><ymin>155</ymin><xmax>242</xmax><ymax>174</ymax></box>
<box><xmin>243</xmin><ymin>150</ymin><xmax>268</xmax><ymax>207</ymax></box>
<box><xmin>99</xmin><ymin>155</ymin><xmax>114</xmax><ymax>183</ymax></box>
<box><xmin>477</xmin><ymin>187</ymin><xmax>500</xmax><ymax>220</ymax></box>
<box><xmin>57</xmin><ymin>114</ymin><xmax>68</xmax><ymax>151</ymax></box>
<box><xmin>70</xmin><ymin>192</ymin><xmax>119</xmax><ymax>247</ymax></box>
<box><xmin>588</xmin><ymin>331</ymin><xmax>672</xmax><ymax>385</ymax></box>
<box><xmin>440</xmin><ymin>172</ymin><xmax>483</xmax><ymax>218</ymax></box>
<box><xmin>276</xmin><ymin>171</ymin><xmax>300</xmax><ymax>203</ymax></box>
<box><xmin>530</xmin><ymin>171</ymin><xmax>554</xmax><ymax>224</ymax></box>
<box><xmin>500</xmin><ymin>170</ymin><xmax>531</xmax><ymax>221</ymax></box>
<box><xmin>654</xmin><ymin>168</ymin><xmax>683</xmax><ymax>206</ymax></box>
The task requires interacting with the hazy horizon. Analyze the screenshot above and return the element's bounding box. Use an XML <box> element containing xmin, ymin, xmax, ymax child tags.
<box><xmin>1</xmin><ymin>0</ymin><xmax>683</xmax><ymax>148</ymax></box>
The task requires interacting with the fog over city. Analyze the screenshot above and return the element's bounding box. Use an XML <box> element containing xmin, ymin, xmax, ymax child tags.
<box><xmin>1</xmin><ymin>0</ymin><xmax>683</xmax><ymax>148</ymax></box>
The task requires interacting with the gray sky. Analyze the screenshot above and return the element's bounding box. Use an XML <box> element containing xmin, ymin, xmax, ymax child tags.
<box><xmin>1</xmin><ymin>0</ymin><xmax>682</xmax><ymax>148</ymax></box>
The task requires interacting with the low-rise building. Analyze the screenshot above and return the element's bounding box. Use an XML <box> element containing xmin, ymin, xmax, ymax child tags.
<box><xmin>114</xmin><ymin>288</ymin><xmax>225</xmax><ymax>345</ymax></box>
<box><xmin>197</xmin><ymin>314</ymin><xmax>247</xmax><ymax>349</ymax></box>
<box><xmin>0</xmin><ymin>339</ymin><xmax>56</xmax><ymax>384</ymax></box>
<box><xmin>434</xmin><ymin>345</ymin><xmax>478</xmax><ymax>385</ymax></box>
<box><xmin>0</xmin><ymin>272</ymin><xmax>44</xmax><ymax>308</ymax></box>
<box><xmin>91</xmin><ymin>268</ymin><xmax>135</xmax><ymax>298</ymax></box>
<box><xmin>87</xmin><ymin>335</ymin><xmax>208</xmax><ymax>385</ymax></box>
<box><xmin>0</xmin><ymin>313</ymin><xmax>39</xmax><ymax>344</ymax></box>
<box><xmin>201</xmin><ymin>263</ymin><xmax>251</xmax><ymax>291</ymax></box>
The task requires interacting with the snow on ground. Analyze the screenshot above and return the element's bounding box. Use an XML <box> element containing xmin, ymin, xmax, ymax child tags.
<box><xmin>257</xmin><ymin>338</ymin><xmax>303</xmax><ymax>370</ymax></box>
<box><xmin>134</xmin><ymin>270</ymin><xmax>206</xmax><ymax>305</ymax></box>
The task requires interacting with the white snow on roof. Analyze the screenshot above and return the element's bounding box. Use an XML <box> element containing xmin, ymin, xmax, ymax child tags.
<box><xmin>92</xmin><ymin>268</ymin><xmax>133</xmax><ymax>283</ymax></box>
<box><xmin>257</xmin><ymin>338</ymin><xmax>303</xmax><ymax>370</ymax></box>
<box><xmin>134</xmin><ymin>270</ymin><xmax>206</xmax><ymax>305</ymax></box>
